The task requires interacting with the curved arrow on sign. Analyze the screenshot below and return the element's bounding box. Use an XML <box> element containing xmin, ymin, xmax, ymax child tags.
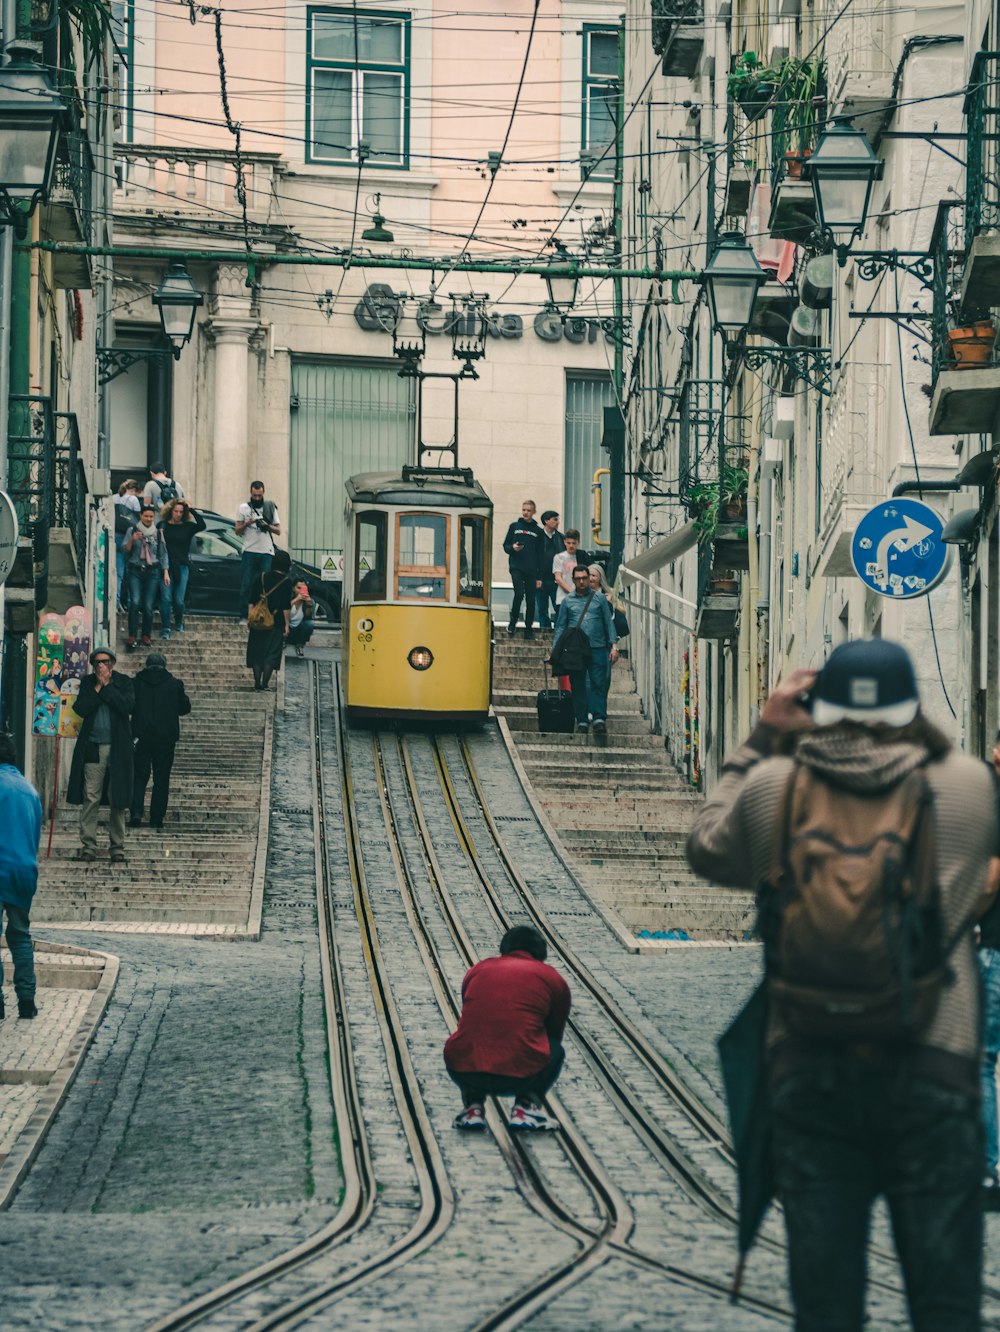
<box><xmin>873</xmin><ymin>513</ymin><xmax>934</xmax><ymax>591</ymax></box>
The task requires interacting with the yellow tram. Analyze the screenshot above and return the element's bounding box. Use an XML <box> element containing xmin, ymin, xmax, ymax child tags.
<box><xmin>342</xmin><ymin>467</ymin><xmax>493</xmax><ymax>723</ymax></box>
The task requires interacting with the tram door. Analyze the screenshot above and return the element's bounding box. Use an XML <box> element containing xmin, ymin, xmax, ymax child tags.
<box><xmin>289</xmin><ymin>360</ymin><xmax>415</xmax><ymax>568</ymax></box>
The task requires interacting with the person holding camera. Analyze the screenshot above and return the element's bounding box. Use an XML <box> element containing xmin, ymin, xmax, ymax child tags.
<box><xmin>236</xmin><ymin>480</ymin><xmax>282</xmax><ymax>622</ymax></box>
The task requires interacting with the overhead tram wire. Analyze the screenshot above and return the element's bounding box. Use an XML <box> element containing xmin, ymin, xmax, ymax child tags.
<box><xmin>433</xmin><ymin>0</ymin><xmax>541</xmax><ymax>292</ymax></box>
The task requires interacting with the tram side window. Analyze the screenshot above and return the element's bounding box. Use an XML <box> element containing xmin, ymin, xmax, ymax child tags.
<box><xmin>396</xmin><ymin>512</ymin><xmax>449</xmax><ymax>599</ymax></box>
<box><xmin>355</xmin><ymin>511</ymin><xmax>387</xmax><ymax>599</ymax></box>
<box><xmin>458</xmin><ymin>516</ymin><xmax>487</xmax><ymax>602</ymax></box>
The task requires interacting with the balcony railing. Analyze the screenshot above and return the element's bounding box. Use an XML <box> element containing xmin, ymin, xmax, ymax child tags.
<box><xmin>964</xmin><ymin>51</ymin><xmax>1000</xmax><ymax>252</ymax></box>
<box><xmin>677</xmin><ymin>378</ymin><xmax>723</xmax><ymax>495</ymax></box>
<box><xmin>651</xmin><ymin>0</ymin><xmax>703</xmax><ymax>78</ymax></box>
<box><xmin>7</xmin><ymin>395</ymin><xmax>88</xmax><ymax>606</ymax></box>
<box><xmin>114</xmin><ymin>145</ymin><xmax>283</xmax><ymax>225</ymax></box>
<box><xmin>825</xmin><ymin>6</ymin><xmax>893</xmax><ymax>114</ymax></box>
<box><xmin>52</xmin><ymin>102</ymin><xmax>94</xmax><ymax>242</ymax></box>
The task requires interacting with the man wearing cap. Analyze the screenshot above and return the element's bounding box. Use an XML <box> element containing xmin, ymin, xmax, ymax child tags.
<box><xmin>686</xmin><ymin>640</ymin><xmax>998</xmax><ymax>1330</ymax></box>
<box><xmin>129</xmin><ymin>652</ymin><xmax>191</xmax><ymax>831</ymax></box>
<box><xmin>67</xmin><ymin>648</ymin><xmax>135</xmax><ymax>863</ymax></box>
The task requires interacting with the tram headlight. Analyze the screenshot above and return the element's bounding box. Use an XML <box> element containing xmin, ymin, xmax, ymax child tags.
<box><xmin>407</xmin><ymin>646</ymin><xmax>434</xmax><ymax>671</ymax></box>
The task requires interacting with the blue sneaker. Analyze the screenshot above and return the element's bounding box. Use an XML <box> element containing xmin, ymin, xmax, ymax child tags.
<box><xmin>160</xmin><ymin>629</ymin><xmax>171</xmax><ymax>641</ymax></box>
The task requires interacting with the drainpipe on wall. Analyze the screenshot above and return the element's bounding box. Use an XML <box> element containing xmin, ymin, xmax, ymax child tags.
<box><xmin>608</xmin><ymin>15</ymin><xmax>625</xmax><ymax>581</ymax></box>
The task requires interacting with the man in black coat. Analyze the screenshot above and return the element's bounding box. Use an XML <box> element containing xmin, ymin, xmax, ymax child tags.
<box><xmin>67</xmin><ymin>648</ymin><xmax>135</xmax><ymax>863</ymax></box>
<box><xmin>537</xmin><ymin>510</ymin><xmax>564</xmax><ymax>630</ymax></box>
<box><xmin>130</xmin><ymin>652</ymin><xmax>191</xmax><ymax>831</ymax></box>
<box><xmin>502</xmin><ymin>499</ymin><xmax>544</xmax><ymax>640</ymax></box>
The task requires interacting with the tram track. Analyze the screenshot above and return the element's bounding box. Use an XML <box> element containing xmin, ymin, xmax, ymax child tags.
<box><xmin>381</xmin><ymin>730</ymin><xmax>791</xmax><ymax>1326</ymax></box>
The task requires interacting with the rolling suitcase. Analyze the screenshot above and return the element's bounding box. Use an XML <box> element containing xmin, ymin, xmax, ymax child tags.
<box><xmin>536</xmin><ymin>665</ymin><xmax>575</xmax><ymax>734</ymax></box>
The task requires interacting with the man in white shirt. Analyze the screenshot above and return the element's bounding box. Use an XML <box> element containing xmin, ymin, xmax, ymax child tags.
<box><xmin>236</xmin><ymin>480</ymin><xmax>282</xmax><ymax>619</ymax></box>
<box><xmin>552</xmin><ymin>529</ymin><xmax>585</xmax><ymax>605</ymax></box>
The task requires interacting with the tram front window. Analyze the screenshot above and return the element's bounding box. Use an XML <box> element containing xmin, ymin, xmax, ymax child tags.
<box><xmin>396</xmin><ymin>512</ymin><xmax>449</xmax><ymax>599</ymax></box>
<box><xmin>355</xmin><ymin>511</ymin><xmax>387</xmax><ymax>599</ymax></box>
<box><xmin>458</xmin><ymin>516</ymin><xmax>487</xmax><ymax>602</ymax></box>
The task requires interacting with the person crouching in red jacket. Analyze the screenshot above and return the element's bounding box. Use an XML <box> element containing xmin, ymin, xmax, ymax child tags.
<box><xmin>444</xmin><ymin>925</ymin><xmax>570</xmax><ymax>1131</ymax></box>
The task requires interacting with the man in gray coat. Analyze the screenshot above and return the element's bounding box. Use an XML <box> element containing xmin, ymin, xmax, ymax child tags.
<box><xmin>550</xmin><ymin>565</ymin><xmax>618</xmax><ymax>733</ymax></box>
<box><xmin>687</xmin><ymin>640</ymin><xmax>997</xmax><ymax>1330</ymax></box>
<box><xmin>67</xmin><ymin>648</ymin><xmax>135</xmax><ymax>864</ymax></box>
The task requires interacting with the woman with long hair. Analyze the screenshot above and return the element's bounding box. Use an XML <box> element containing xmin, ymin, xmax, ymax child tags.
<box><xmin>246</xmin><ymin>549</ymin><xmax>293</xmax><ymax>690</ymax></box>
<box><xmin>157</xmin><ymin>498</ymin><xmax>206</xmax><ymax>637</ymax></box>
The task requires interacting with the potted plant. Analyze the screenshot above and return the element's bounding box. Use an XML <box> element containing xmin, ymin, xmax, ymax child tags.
<box><xmin>686</xmin><ymin>481</ymin><xmax>721</xmax><ymax>541</ymax></box>
<box><xmin>727</xmin><ymin>52</ymin><xmax>776</xmax><ymax>123</ymax></box>
<box><xmin>721</xmin><ymin>464</ymin><xmax>749</xmax><ymax>520</ymax></box>
<box><xmin>946</xmin><ymin>318</ymin><xmax>996</xmax><ymax>369</ymax></box>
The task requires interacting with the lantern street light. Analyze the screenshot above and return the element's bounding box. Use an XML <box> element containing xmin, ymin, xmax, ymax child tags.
<box><xmin>151</xmin><ymin>262</ymin><xmax>204</xmax><ymax>359</ymax></box>
<box><xmin>802</xmin><ymin>117</ymin><xmax>884</xmax><ymax>260</ymax></box>
<box><xmin>361</xmin><ymin>193</ymin><xmax>395</xmax><ymax>244</ymax></box>
<box><xmin>97</xmin><ymin>263</ymin><xmax>205</xmax><ymax>384</ymax></box>
<box><xmin>543</xmin><ymin>241</ymin><xmax>580</xmax><ymax>315</ymax></box>
<box><xmin>0</xmin><ymin>41</ymin><xmax>65</xmax><ymax>236</ymax></box>
<box><xmin>702</xmin><ymin>231</ymin><xmax>768</xmax><ymax>338</ymax></box>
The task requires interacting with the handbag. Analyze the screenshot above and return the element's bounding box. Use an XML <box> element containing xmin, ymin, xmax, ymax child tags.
<box><xmin>613</xmin><ymin>606</ymin><xmax>630</xmax><ymax>638</ymax></box>
<box><xmin>550</xmin><ymin>592</ymin><xmax>595</xmax><ymax>674</ymax></box>
<box><xmin>248</xmin><ymin>575</ymin><xmax>276</xmax><ymax>630</ymax></box>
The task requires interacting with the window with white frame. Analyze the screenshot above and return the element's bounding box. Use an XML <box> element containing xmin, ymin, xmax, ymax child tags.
<box><xmin>308</xmin><ymin>8</ymin><xmax>410</xmax><ymax>167</ymax></box>
<box><xmin>582</xmin><ymin>26</ymin><xmax>619</xmax><ymax>179</ymax></box>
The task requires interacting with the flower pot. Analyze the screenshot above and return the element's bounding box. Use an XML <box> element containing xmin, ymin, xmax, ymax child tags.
<box><xmin>946</xmin><ymin>321</ymin><xmax>996</xmax><ymax>370</ymax></box>
<box><xmin>723</xmin><ymin>498</ymin><xmax>747</xmax><ymax>521</ymax></box>
<box><xmin>783</xmin><ymin>148</ymin><xmax>812</xmax><ymax>180</ymax></box>
<box><xmin>737</xmin><ymin>81</ymin><xmax>775</xmax><ymax>123</ymax></box>
<box><xmin>709</xmin><ymin>576</ymin><xmax>739</xmax><ymax>595</ymax></box>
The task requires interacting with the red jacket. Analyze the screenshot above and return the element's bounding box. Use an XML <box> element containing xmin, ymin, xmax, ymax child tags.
<box><xmin>443</xmin><ymin>951</ymin><xmax>571</xmax><ymax>1078</ymax></box>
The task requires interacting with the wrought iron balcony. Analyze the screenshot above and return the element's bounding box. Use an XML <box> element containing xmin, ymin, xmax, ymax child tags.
<box><xmin>43</xmin><ymin>95</ymin><xmax>95</xmax><ymax>288</ymax></box>
<box><xmin>651</xmin><ymin>0</ymin><xmax>703</xmax><ymax>79</ymax></box>
<box><xmin>960</xmin><ymin>51</ymin><xmax>1000</xmax><ymax>309</ymax></box>
<box><xmin>677</xmin><ymin>377</ymin><xmax>724</xmax><ymax>497</ymax></box>
<box><xmin>7</xmin><ymin>395</ymin><xmax>88</xmax><ymax>612</ymax></box>
<box><xmin>928</xmin><ymin>202</ymin><xmax>1000</xmax><ymax>435</ymax></box>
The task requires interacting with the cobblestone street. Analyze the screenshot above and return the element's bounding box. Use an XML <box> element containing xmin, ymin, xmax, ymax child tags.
<box><xmin>3</xmin><ymin>651</ymin><xmax>1000</xmax><ymax>1328</ymax></box>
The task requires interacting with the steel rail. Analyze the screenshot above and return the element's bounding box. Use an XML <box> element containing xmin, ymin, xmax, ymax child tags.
<box><xmin>450</xmin><ymin>737</ymin><xmax>1000</xmax><ymax>1310</ymax></box>
<box><xmin>395</xmin><ymin>734</ymin><xmax>791</xmax><ymax>1326</ymax></box>
<box><xmin>145</xmin><ymin>663</ymin><xmax>377</xmax><ymax>1332</ymax></box>
<box><xmin>240</xmin><ymin>665</ymin><xmax>455</xmax><ymax>1331</ymax></box>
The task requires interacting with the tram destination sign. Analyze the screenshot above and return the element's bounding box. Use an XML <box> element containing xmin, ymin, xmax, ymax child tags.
<box><xmin>850</xmin><ymin>497</ymin><xmax>950</xmax><ymax>600</ymax></box>
<box><xmin>354</xmin><ymin>283</ymin><xmax>616</xmax><ymax>346</ymax></box>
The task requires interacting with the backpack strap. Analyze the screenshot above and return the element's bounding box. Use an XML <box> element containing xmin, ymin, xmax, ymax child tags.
<box><xmin>771</xmin><ymin>759</ymin><xmax>801</xmax><ymax>887</ymax></box>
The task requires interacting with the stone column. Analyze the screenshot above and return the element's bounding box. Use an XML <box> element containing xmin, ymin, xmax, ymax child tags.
<box><xmin>205</xmin><ymin>264</ymin><xmax>258</xmax><ymax>520</ymax></box>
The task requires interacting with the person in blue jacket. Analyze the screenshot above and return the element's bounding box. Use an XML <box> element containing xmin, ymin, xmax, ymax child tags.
<box><xmin>550</xmin><ymin>564</ymin><xmax>618</xmax><ymax>733</ymax></box>
<box><xmin>0</xmin><ymin>732</ymin><xmax>43</xmax><ymax>1019</ymax></box>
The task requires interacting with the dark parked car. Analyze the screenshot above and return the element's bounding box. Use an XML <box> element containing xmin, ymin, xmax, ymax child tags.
<box><xmin>186</xmin><ymin>511</ymin><xmax>341</xmax><ymax>622</ymax></box>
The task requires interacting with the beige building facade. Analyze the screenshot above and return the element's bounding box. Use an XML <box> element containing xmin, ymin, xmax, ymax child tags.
<box><xmin>110</xmin><ymin>0</ymin><xmax>626</xmax><ymax>587</ymax></box>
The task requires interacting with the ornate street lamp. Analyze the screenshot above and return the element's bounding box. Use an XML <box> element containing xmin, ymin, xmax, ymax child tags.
<box><xmin>0</xmin><ymin>41</ymin><xmax>65</xmax><ymax>235</ymax></box>
<box><xmin>151</xmin><ymin>262</ymin><xmax>204</xmax><ymax>359</ymax></box>
<box><xmin>702</xmin><ymin>231</ymin><xmax>768</xmax><ymax>338</ymax></box>
<box><xmin>543</xmin><ymin>242</ymin><xmax>580</xmax><ymax>315</ymax></box>
<box><xmin>802</xmin><ymin>117</ymin><xmax>884</xmax><ymax>254</ymax></box>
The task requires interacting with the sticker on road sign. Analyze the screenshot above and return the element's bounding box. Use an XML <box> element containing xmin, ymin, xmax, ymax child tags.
<box><xmin>850</xmin><ymin>499</ymin><xmax>950</xmax><ymax>600</ymax></box>
<box><xmin>321</xmin><ymin>553</ymin><xmax>344</xmax><ymax>582</ymax></box>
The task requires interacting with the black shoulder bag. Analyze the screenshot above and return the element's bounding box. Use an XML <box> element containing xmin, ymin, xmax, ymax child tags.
<box><xmin>550</xmin><ymin>593</ymin><xmax>595</xmax><ymax>674</ymax></box>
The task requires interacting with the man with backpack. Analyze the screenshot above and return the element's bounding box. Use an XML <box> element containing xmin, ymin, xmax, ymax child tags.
<box><xmin>143</xmin><ymin>462</ymin><xmax>184</xmax><ymax>511</ymax></box>
<box><xmin>549</xmin><ymin>565</ymin><xmax>618</xmax><ymax>734</ymax></box>
<box><xmin>686</xmin><ymin>639</ymin><xmax>998</xmax><ymax>1331</ymax></box>
<box><xmin>236</xmin><ymin>480</ymin><xmax>282</xmax><ymax>622</ymax></box>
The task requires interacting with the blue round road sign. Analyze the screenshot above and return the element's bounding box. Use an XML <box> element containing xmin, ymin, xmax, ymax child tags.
<box><xmin>850</xmin><ymin>498</ymin><xmax>950</xmax><ymax>599</ymax></box>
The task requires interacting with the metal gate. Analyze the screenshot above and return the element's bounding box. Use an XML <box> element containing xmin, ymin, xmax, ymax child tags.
<box><xmin>289</xmin><ymin>360</ymin><xmax>415</xmax><ymax>565</ymax></box>
<box><xmin>564</xmin><ymin>373</ymin><xmax>615</xmax><ymax>548</ymax></box>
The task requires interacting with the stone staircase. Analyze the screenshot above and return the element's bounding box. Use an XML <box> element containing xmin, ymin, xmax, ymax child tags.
<box><xmin>492</xmin><ymin>629</ymin><xmax>754</xmax><ymax>939</ymax></box>
<box><xmin>33</xmin><ymin>616</ymin><xmax>270</xmax><ymax>931</ymax></box>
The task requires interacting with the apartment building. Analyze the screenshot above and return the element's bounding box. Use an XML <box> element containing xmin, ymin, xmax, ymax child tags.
<box><xmin>620</xmin><ymin>0</ymin><xmax>975</xmax><ymax>787</ymax></box>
